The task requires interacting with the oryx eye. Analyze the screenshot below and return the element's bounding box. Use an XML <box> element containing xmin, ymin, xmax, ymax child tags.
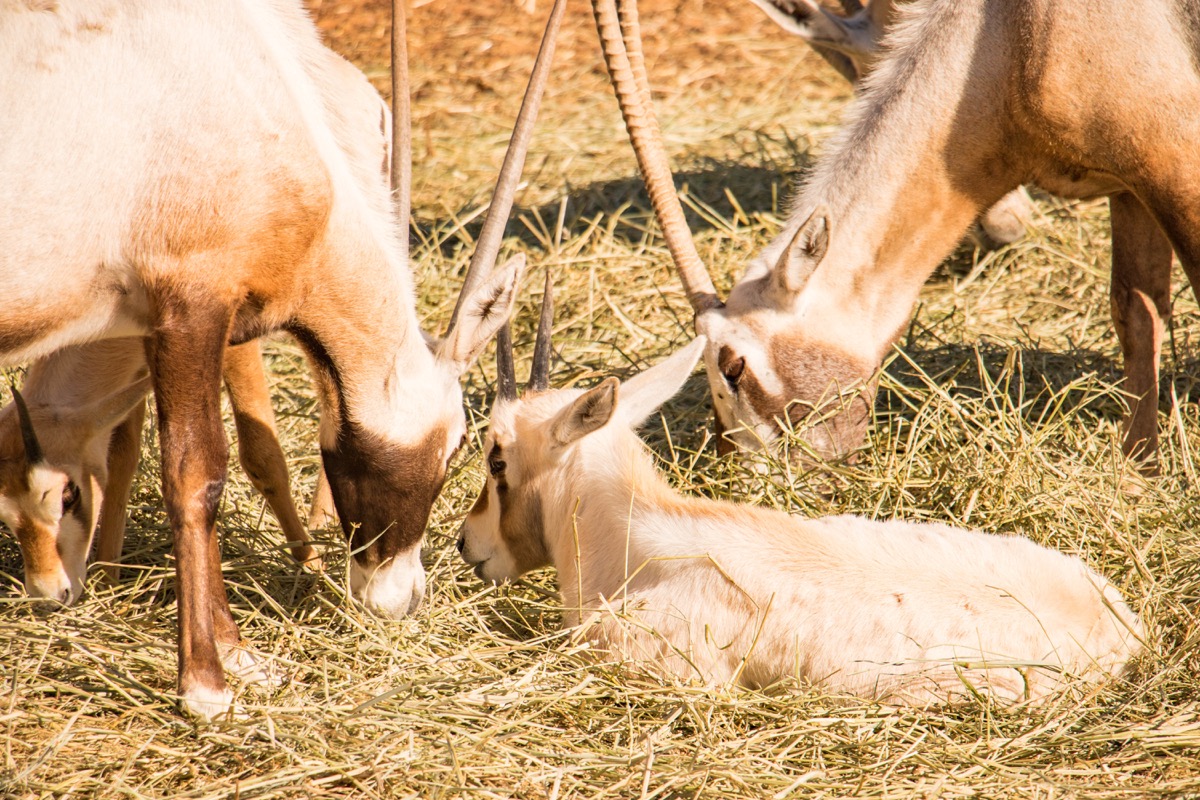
<box><xmin>722</xmin><ymin>356</ymin><xmax>746</xmax><ymax>389</ymax></box>
<box><xmin>62</xmin><ymin>481</ymin><xmax>80</xmax><ymax>512</ymax></box>
<box><xmin>487</xmin><ymin>448</ymin><xmax>506</xmax><ymax>477</ymax></box>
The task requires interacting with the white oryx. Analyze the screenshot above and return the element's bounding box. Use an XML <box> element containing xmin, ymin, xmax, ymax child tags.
<box><xmin>591</xmin><ymin>0</ymin><xmax>1200</xmax><ymax>469</ymax></box>
<box><xmin>457</xmin><ymin>301</ymin><xmax>1143</xmax><ymax>704</ymax></box>
<box><xmin>0</xmin><ymin>0</ymin><xmax>564</xmax><ymax>719</ymax></box>
<box><xmin>0</xmin><ymin>42</ymin><xmax>392</xmax><ymax>606</ymax></box>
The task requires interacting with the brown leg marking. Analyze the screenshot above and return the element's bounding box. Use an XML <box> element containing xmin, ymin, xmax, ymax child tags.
<box><xmin>94</xmin><ymin>400</ymin><xmax>147</xmax><ymax>584</ymax></box>
<box><xmin>223</xmin><ymin>341</ymin><xmax>321</xmax><ymax>570</ymax></box>
<box><xmin>1109</xmin><ymin>191</ymin><xmax>1173</xmax><ymax>473</ymax></box>
<box><xmin>145</xmin><ymin>298</ymin><xmax>236</xmax><ymax>717</ymax></box>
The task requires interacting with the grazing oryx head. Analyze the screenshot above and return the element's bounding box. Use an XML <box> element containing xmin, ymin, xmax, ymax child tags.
<box><xmin>694</xmin><ymin>206</ymin><xmax>879</xmax><ymax>461</ymax></box>
<box><xmin>0</xmin><ymin>379</ymin><xmax>149</xmax><ymax>605</ymax></box>
<box><xmin>590</xmin><ymin>0</ymin><xmax>877</xmax><ymax>463</ymax></box>
<box><xmin>315</xmin><ymin>0</ymin><xmax>569</xmax><ymax>618</ymax></box>
<box><xmin>456</xmin><ymin>272</ymin><xmax>707</xmax><ymax>583</ymax></box>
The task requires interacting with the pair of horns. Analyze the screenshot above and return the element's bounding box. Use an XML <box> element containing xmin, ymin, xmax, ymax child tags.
<box><xmin>10</xmin><ymin>385</ymin><xmax>42</xmax><ymax>464</ymax></box>
<box><xmin>497</xmin><ymin>271</ymin><xmax>555</xmax><ymax>402</ymax></box>
<box><xmin>445</xmin><ymin>0</ymin><xmax>568</xmax><ymax>333</ymax></box>
<box><xmin>590</xmin><ymin>0</ymin><xmax>722</xmax><ymax>315</ymax></box>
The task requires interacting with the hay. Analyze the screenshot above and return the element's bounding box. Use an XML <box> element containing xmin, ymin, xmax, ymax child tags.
<box><xmin>3</xmin><ymin>0</ymin><xmax>1199</xmax><ymax>797</ymax></box>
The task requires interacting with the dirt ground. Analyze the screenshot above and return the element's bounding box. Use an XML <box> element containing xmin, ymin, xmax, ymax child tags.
<box><xmin>307</xmin><ymin>0</ymin><xmax>846</xmax><ymax>215</ymax></box>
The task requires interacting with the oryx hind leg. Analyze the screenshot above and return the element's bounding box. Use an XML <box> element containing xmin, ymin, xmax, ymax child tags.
<box><xmin>1109</xmin><ymin>191</ymin><xmax>1174</xmax><ymax>473</ymax></box>
<box><xmin>222</xmin><ymin>341</ymin><xmax>322</xmax><ymax>571</ymax></box>
<box><xmin>1132</xmin><ymin>149</ymin><xmax>1200</xmax><ymax>456</ymax></box>
<box><xmin>145</xmin><ymin>294</ymin><xmax>238</xmax><ymax>721</ymax></box>
<box><xmin>94</xmin><ymin>397</ymin><xmax>148</xmax><ymax>583</ymax></box>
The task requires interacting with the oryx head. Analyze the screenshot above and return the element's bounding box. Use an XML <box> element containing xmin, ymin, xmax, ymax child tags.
<box><xmin>326</xmin><ymin>0</ymin><xmax>569</xmax><ymax>618</ymax></box>
<box><xmin>695</xmin><ymin>207</ymin><xmax>877</xmax><ymax>462</ymax></box>
<box><xmin>457</xmin><ymin>272</ymin><xmax>707</xmax><ymax>583</ymax></box>
<box><xmin>592</xmin><ymin>0</ymin><xmax>877</xmax><ymax>464</ymax></box>
<box><xmin>0</xmin><ymin>380</ymin><xmax>148</xmax><ymax>605</ymax></box>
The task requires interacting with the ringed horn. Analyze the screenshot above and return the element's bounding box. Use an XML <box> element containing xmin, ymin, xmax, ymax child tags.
<box><xmin>590</xmin><ymin>0</ymin><xmax>721</xmax><ymax>317</ymax></box>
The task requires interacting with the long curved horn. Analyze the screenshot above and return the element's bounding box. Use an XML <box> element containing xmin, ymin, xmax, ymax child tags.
<box><xmin>527</xmin><ymin>270</ymin><xmax>554</xmax><ymax>393</ymax></box>
<box><xmin>496</xmin><ymin>324</ymin><xmax>518</xmax><ymax>403</ymax></box>
<box><xmin>10</xmin><ymin>385</ymin><xmax>43</xmax><ymax>464</ymax></box>
<box><xmin>591</xmin><ymin>0</ymin><xmax>721</xmax><ymax>315</ymax></box>
<box><xmin>448</xmin><ymin>0</ymin><xmax>568</xmax><ymax>333</ymax></box>
<box><xmin>391</xmin><ymin>0</ymin><xmax>412</xmax><ymax>264</ymax></box>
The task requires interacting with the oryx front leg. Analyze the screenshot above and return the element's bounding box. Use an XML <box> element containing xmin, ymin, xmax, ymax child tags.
<box><xmin>1109</xmin><ymin>191</ymin><xmax>1173</xmax><ymax>473</ymax></box>
<box><xmin>223</xmin><ymin>341</ymin><xmax>322</xmax><ymax>571</ymax></box>
<box><xmin>146</xmin><ymin>299</ymin><xmax>238</xmax><ymax>722</ymax></box>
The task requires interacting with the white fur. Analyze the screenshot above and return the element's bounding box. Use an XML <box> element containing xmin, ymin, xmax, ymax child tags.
<box><xmin>180</xmin><ymin>684</ymin><xmax>236</xmax><ymax>723</ymax></box>
<box><xmin>460</xmin><ymin>338</ymin><xmax>1143</xmax><ymax>704</ymax></box>
<box><xmin>350</xmin><ymin>545</ymin><xmax>427</xmax><ymax>619</ymax></box>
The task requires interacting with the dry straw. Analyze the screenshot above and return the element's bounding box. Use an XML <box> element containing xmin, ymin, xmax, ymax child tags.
<box><xmin>3</xmin><ymin>0</ymin><xmax>1199</xmax><ymax>797</ymax></box>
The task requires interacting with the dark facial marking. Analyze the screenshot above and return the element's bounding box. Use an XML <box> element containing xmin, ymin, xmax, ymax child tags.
<box><xmin>496</xmin><ymin>475</ymin><xmax>549</xmax><ymax>575</ymax></box>
<box><xmin>717</xmin><ymin>345</ymin><xmax>745</xmax><ymax>391</ymax></box>
<box><xmin>727</xmin><ymin>335</ymin><xmax>875</xmax><ymax>461</ymax></box>
<box><xmin>61</xmin><ymin>480</ymin><xmax>80</xmax><ymax>513</ymax></box>
<box><xmin>321</xmin><ymin>420</ymin><xmax>448</xmax><ymax>568</ymax></box>
<box><xmin>488</xmin><ymin>444</ymin><xmax>506</xmax><ymax>477</ymax></box>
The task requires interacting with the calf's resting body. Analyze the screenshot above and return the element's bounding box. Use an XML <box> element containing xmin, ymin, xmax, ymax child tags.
<box><xmin>459</xmin><ymin>337</ymin><xmax>1143</xmax><ymax>704</ymax></box>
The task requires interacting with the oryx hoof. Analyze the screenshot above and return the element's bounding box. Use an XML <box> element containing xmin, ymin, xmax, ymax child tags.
<box><xmin>180</xmin><ymin>682</ymin><xmax>235</xmax><ymax>722</ymax></box>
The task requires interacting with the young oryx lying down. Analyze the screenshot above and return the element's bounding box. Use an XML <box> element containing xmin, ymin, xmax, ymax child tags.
<box><xmin>457</xmin><ymin>322</ymin><xmax>1144</xmax><ymax>704</ymax></box>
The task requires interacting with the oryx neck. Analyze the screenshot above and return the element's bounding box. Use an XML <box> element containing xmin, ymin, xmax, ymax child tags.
<box><xmin>547</xmin><ymin>426</ymin><xmax>696</xmax><ymax>618</ymax></box>
<box><xmin>780</xmin><ymin>0</ymin><xmax>1005</xmax><ymax>352</ymax></box>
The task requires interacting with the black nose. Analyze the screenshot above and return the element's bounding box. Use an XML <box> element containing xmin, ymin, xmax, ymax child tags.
<box><xmin>456</xmin><ymin>535</ymin><xmax>465</xmax><ymax>554</ymax></box>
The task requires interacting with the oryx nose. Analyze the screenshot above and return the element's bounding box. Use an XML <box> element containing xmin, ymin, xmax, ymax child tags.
<box><xmin>456</xmin><ymin>535</ymin><xmax>466</xmax><ymax>554</ymax></box>
<box><xmin>27</xmin><ymin>574</ymin><xmax>76</xmax><ymax>607</ymax></box>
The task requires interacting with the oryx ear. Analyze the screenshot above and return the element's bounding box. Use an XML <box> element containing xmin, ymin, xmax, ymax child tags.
<box><xmin>774</xmin><ymin>207</ymin><xmax>830</xmax><ymax>297</ymax></box>
<box><xmin>440</xmin><ymin>254</ymin><xmax>526</xmax><ymax>371</ymax></box>
<box><xmin>619</xmin><ymin>337</ymin><xmax>706</xmax><ymax>429</ymax></box>
<box><xmin>551</xmin><ymin>378</ymin><xmax>618</xmax><ymax>446</ymax></box>
<box><xmin>62</xmin><ymin>377</ymin><xmax>152</xmax><ymax>444</ymax></box>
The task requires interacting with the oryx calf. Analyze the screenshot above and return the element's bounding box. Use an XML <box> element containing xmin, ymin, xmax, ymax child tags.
<box><xmin>458</xmin><ymin>323</ymin><xmax>1142</xmax><ymax>703</ymax></box>
<box><xmin>1</xmin><ymin>337</ymin><xmax>323</xmax><ymax>607</ymax></box>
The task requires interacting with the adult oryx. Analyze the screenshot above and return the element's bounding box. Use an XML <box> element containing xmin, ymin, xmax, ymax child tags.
<box><xmin>592</xmin><ymin>0</ymin><xmax>1200</xmax><ymax>469</ymax></box>
<box><xmin>0</xmin><ymin>0</ymin><xmax>562</xmax><ymax>719</ymax></box>
<box><xmin>0</xmin><ymin>42</ymin><xmax>393</xmax><ymax>606</ymax></box>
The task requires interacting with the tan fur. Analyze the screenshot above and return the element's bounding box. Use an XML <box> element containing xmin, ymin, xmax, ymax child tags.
<box><xmin>458</xmin><ymin>339</ymin><xmax>1143</xmax><ymax>704</ymax></box>
<box><xmin>683</xmin><ymin>0</ymin><xmax>1200</xmax><ymax>467</ymax></box>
